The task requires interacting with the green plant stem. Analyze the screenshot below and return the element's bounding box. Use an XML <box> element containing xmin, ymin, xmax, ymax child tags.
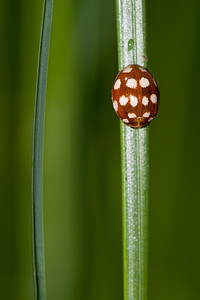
<box><xmin>116</xmin><ymin>0</ymin><xmax>149</xmax><ymax>299</ymax></box>
<box><xmin>32</xmin><ymin>0</ymin><xmax>53</xmax><ymax>299</ymax></box>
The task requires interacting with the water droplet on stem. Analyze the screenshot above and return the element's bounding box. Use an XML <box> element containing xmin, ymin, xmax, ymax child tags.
<box><xmin>128</xmin><ymin>39</ymin><xmax>134</xmax><ymax>51</ymax></box>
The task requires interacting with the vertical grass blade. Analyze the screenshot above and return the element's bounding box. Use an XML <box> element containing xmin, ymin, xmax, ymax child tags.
<box><xmin>115</xmin><ymin>0</ymin><xmax>149</xmax><ymax>299</ymax></box>
<box><xmin>32</xmin><ymin>1</ymin><xmax>53</xmax><ymax>299</ymax></box>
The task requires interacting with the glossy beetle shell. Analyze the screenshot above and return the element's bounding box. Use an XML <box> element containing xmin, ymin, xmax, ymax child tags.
<box><xmin>112</xmin><ymin>64</ymin><xmax>159</xmax><ymax>128</ymax></box>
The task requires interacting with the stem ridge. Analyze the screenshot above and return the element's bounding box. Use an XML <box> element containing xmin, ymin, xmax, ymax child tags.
<box><xmin>116</xmin><ymin>0</ymin><xmax>149</xmax><ymax>299</ymax></box>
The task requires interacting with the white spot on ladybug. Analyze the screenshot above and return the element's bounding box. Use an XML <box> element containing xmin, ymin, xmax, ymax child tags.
<box><xmin>126</xmin><ymin>78</ymin><xmax>137</xmax><ymax>88</ymax></box>
<box><xmin>148</xmin><ymin>117</ymin><xmax>154</xmax><ymax>122</ymax></box>
<box><xmin>143</xmin><ymin>112</ymin><xmax>151</xmax><ymax>118</ymax></box>
<box><xmin>123</xmin><ymin>66</ymin><xmax>132</xmax><ymax>73</ymax></box>
<box><xmin>114</xmin><ymin>79</ymin><xmax>121</xmax><ymax>90</ymax></box>
<box><xmin>128</xmin><ymin>113</ymin><xmax>137</xmax><ymax>118</ymax></box>
<box><xmin>140</xmin><ymin>77</ymin><xmax>150</xmax><ymax>88</ymax></box>
<box><xmin>119</xmin><ymin>95</ymin><xmax>129</xmax><ymax>106</ymax></box>
<box><xmin>150</xmin><ymin>94</ymin><xmax>157</xmax><ymax>103</ymax></box>
<box><xmin>123</xmin><ymin>119</ymin><xmax>129</xmax><ymax>123</ymax></box>
<box><xmin>130</xmin><ymin>95</ymin><xmax>138</xmax><ymax>107</ymax></box>
<box><xmin>113</xmin><ymin>100</ymin><xmax>118</xmax><ymax>112</ymax></box>
<box><xmin>139</xmin><ymin>67</ymin><xmax>146</xmax><ymax>72</ymax></box>
<box><xmin>142</xmin><ymin>96</ymin><xmax>149</xmax><ymax>106</ymax></box>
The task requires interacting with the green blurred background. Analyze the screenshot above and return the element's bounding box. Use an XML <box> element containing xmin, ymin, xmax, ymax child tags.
<box><xmin>1</xmin><ymin>0</ymin><xmax>200</xmax><ymax>299</ymax></box>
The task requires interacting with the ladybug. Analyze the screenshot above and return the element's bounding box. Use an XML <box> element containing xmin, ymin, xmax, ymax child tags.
<box><xmin>112</xmin><ymin>64</ymin><xmax>159</xmax><ymax>128</ymax></box>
